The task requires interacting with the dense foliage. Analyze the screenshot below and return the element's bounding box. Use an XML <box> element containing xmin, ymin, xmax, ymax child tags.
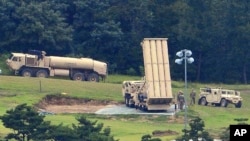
<box><xmin>0</xmin><ymin>0</ymin><xmax>249</xmax><ymax>83</ymax></box>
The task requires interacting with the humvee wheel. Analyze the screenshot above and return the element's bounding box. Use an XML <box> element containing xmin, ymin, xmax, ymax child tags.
<box><xmin>220</xmin><ymin>99</ymin><xmax>228</xmax><ymax>107</ymax></box>
<box><xmin>200</xmin><ymin>97</ymin><xmax>207</xmax><ymax>106</ymax></box>
<box><xmin>214</xmin><ymin>103</ymin><xmax>221</xmax><ymax>107</ymax></box>
<box><xmin>235</xmin><ymin>101</ymin><xmax>242</xmax><ymax>108</ymax></box>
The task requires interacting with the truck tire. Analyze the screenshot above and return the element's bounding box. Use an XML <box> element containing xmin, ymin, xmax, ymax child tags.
<box><xmin>36</xmin><ymin>70</ymin><xmax>48</xmax><ymax>78</ymax></box>
<box><xmin>220</xmin><ymin>99</ymin><xmax>228</xmax><ymax>107</ymax></box>
<box><xmin>200</xmin><ymin>97</ymin><xmax>207</xmax><ymax>106</ymax></box>
<box><xmin>22</xmin><ymin>69</ymin><xmax>32</xmax><ymax>77</ymax></box>
<box><xmin>125</xmin><ymin>94</ymin><xmax>131</xmax><ymax>107</ymax></box>
<box><xmin>87</xmin><ymin>73</ymin><xmax>99</xmax><ymax>82</ymax></box>
<box><xmin>235</xmin><ymin>101</ymin><xmax>242</xmax><ymax>108</ymax></box>
<box><xmin>73</xmin><ymin>73</ymin><xmax>84</xmax><ymax>81</ymax></box>
<box><xmin>125</xmin><ymin>97</ymin><xmax>129</xmax><ymax>107</ymax></box>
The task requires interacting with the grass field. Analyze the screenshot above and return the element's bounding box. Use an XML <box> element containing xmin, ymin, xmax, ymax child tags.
<box><xmin>0</xmin><ymin>75</ymin><xmax>250</xmax><ymax>141</ymax></box>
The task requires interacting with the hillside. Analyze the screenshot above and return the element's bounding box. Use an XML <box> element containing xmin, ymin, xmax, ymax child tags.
<box><xmin>0</xmin><ymin>75</ymin><xmax>250</xmax><ymax>140</ymax></box>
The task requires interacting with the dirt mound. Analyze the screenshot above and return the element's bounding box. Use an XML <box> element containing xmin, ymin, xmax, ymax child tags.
<box><xmin>36</xmin><ymin>94</ymin><xmax>120</xmax><ymax>114</ymax></box>
<box><xmin>152</xmin><ymin>130</ymin><xmax>179</xmax><ymax>137</ymax></box>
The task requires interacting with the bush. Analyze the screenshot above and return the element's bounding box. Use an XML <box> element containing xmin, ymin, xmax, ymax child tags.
<box><xmin>126</xmin><ymin>67</ymin><xmax>137</xmax><ymax>75</ymax></box>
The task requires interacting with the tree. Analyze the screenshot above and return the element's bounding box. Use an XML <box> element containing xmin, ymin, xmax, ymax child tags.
<box><xmin>72</xmin><ymin>0</ymin><xmax>127</xmax><ymax>74</ymax></box>
<box><xmin>0</xmin><ymin>104</ymin><xmax>50</xmax><ymax>141</ymax></box>
<box><xmin>0</xmin><ymin>104</ymin><xmax>118</xmax><ymax>141</ymax></box>
<box><xmin>176</xmin><ymin>117</ymin><xmax>213</xmax><ymax>141</ymax></box>
<box><xmin>0</xmin><ymin>0</ymin><xmax>73</xmax><ymax>54</ymax></box>
<box><xmin>47</xmin><ymin>124</ymin><xmax>78</xmax><ymax>141</ymax></box>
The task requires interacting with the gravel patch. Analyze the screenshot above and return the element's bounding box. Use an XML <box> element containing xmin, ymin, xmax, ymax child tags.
<box><xmin>95</xmin><ymin>104</ymin><xmax>178</xmax><ymax>115</ymax></box>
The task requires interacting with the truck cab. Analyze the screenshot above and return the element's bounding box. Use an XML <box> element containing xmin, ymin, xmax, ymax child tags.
<box><xmin>6</xmin><ymin>53</ymin><xmax>26</xmax><ymax>73</ymax></box>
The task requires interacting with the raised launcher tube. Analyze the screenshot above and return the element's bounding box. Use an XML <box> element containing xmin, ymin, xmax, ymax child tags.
<box><xmin>141</xmin><ymin>38</ymin><xmax>173</xmax><ymax>110</ymax></box>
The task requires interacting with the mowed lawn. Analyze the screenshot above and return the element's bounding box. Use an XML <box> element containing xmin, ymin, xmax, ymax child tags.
<box><xmin>0</xmin><ymin>75</ymin><xmax>250</xmax><ymax>140</ymax></box>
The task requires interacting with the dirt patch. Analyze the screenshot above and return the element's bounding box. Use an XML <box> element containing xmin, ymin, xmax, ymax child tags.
<box><xmin>152</xmin><ymin>130</ymin><xmax>179</xmax><ymax>137</ymax></box>
<box><xmin>36</xmin><ymin>94</ymin><xmax>120</xmax><ymax>114</ymax></box>
<box><xmin>36</xmin><ymin>95</ymin><xmax>180</xmax><ymax>136</ymax></box>
<box><xmin>44</xmin><ymin>105</ymin><xmax>106</xmax><ymax>114</ymax></box>
<box><xmin>167</xmin><ymin>115</ymin><xmax>185</xmax><ymax>124</ymax></box>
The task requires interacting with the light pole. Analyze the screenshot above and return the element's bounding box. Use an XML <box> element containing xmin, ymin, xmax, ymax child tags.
<box><xmin>175</xmin><ymin>49</ymin><xmax>194</xmax><ymax>131</ymax></box>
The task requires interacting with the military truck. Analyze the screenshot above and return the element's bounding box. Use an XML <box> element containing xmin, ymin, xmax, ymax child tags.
<box><xmin>122</xmin><ymin>38</ymin><xmax>173</xmax><ymax>111</ymax></box>
<box><xmin>198</xmin><ymin>87</ymin><xmax>242</xmax><ymax>108</ymax></box>
<box><xmin>6</xmin><ymin>50</ymin><xmax>107</xmax><ymax>82</ymax></box>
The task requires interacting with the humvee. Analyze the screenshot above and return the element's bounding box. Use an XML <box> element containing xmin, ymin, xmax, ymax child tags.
<box><xmin>198</xmin><ymin>87</ymin><xmax>242</xmax><ymax>108</ymax></box>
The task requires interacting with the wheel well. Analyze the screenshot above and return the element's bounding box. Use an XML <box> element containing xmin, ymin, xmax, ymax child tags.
<box><xmin>37</xmin><ymin>69</ymin><xmax>49</xmax><ymax>75</ymax></box>
<box><xmin>70</xmin><ymin>69</ymin><xmax>97</xmax><ymax>77</ymax></box>
<box><xmin>199</xmin><ymin>96</ymin><xmax>206</xmax><ymax>101</ymax></box>
<box><xmin>220</xmin><ymin>98</ymin><xmax>227</xmax><ymax>102</ymax></box>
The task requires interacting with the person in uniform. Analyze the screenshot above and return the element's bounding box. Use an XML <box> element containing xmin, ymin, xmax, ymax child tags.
<box><xmin>177</xmin><ymin>91</ymin><xmax>185</xmax><ymax>110</ymax></box>
<box><xmin>190</xmin><ymin>89</ymin><xmax>196</xmax><ymax>105</ymax></box>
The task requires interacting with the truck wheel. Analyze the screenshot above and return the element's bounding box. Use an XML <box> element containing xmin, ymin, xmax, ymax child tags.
<box><xmin>73</xmin><ymin>73</ymin><xmax>84</xmax><ymax>81</ymax></box>
<box><xmin>87</xmin><ymin>73</ymin><xmax>99</xmax><ymax>82</ymax></box>
<box><xmin>36</xmin><ymin>70</ymin><xmax>48</xmax><ymax>78</ymax></box>
<box><xmin>220</xmin><ymin>99</ymin><xmax>228</xmax><ymax>107</ymax></box>
<box><xmin>125</xmin><ymin>97</ymin><xmax>129</xmax><ymax>107</ymax></box>
<box><xmin>22</xmin><ymin>69</ymin><xmax>32</xmax><ymax>77</ymax></box>
<box><xmin>129</xmin><ymin>103</ymin><xmax>135</xmax><ymax>108</ymax></box>
<box><xmin>235</xmin><ymin>101</ymin><xmax>242</xmax><ymax>108</ymax></box>
<box><xmin>200</xmin><ymin>97</ymin><xmax>207</xmax><ymax>106</ymax></box>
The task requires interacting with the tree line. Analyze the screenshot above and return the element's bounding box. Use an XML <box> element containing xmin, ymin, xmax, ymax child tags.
<box><xmin>0</xmin><ymin>0</ymin><xmax>249</xmax><ymax>84</ymax></box>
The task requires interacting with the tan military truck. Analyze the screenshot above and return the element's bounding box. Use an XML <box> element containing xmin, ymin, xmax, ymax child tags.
<box><xmin>6</xmin><ymin>50</ymin><xmax>107</xmax><ymax>82</ymax></box>
<box><xmin>122</xmin><ymin>38</ymin><xmax>173</xmax><ymax>111</ymax></box>
<box><xmin>198</xmin><ymin>87</ymin><xmax>242</xmax><ymax>108</ymax></box>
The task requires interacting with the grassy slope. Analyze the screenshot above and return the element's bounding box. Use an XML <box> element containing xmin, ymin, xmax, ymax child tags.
<box><xmin>0</xmin><ymin>75</ymin><xmax>250</xmax><ymax>141</ymax></box>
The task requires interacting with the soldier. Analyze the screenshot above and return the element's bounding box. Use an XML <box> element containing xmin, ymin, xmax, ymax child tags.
<box><xmin>177</xmin><ymin>91</ymin><xmax>185</xmax><ymax>110</ymax></box>
<box><xmin>190</xmin><ymin>89</ymin><xmax>196</xmax><ymax>105</ymax></box>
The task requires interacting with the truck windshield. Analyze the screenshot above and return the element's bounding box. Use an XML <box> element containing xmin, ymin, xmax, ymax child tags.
<box><xmin>8</xmin><ymin>55</ymin><xmax>19</xmax><ymax>62</ymax></box>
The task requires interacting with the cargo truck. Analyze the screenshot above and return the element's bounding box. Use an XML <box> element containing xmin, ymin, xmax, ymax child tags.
<box><xmin>122</xmin><ymin>38</ymin><xmax>173</xmax><ymax>111</ymax></box>
<box><xmin>6</xmin><ymin>50</ymin><xmax>107</xmax><ymax>82</ymax></box>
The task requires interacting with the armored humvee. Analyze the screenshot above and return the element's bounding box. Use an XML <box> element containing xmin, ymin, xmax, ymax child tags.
<box><xmin>198</xmin><ymin>87</ymin><xmax>242</xmax><ymax>108</ymax></box>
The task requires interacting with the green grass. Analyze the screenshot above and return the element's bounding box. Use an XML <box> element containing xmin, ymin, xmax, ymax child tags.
<box><xmin>0</xmin><ymin>75</ymin><xmax>250</xmax><ymax>141</ymax></box>
<box><xmin>44</xmin><ymin>114</ymin><xmax>182</xmax><ymax>141</ymax></box>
